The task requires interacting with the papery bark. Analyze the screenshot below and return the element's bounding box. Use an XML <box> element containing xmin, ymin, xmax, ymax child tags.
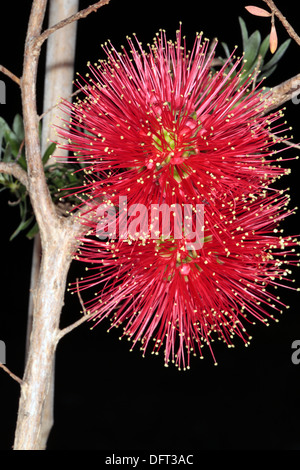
<box><xmin>25</xmin><ymin>0</ymin><xmax>79</xmax><ymax>448</ymax></box>
<box><xmin>13</xmin><ymin>225</ymin><xmax>76</xmax><ymax>449</ymax></box>
<box><xmin>13</xmin><ymin>0</ymin><xmax>79</xmax><ymax>450</ymax></box>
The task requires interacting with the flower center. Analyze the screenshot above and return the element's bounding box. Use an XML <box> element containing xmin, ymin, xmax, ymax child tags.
<box><xmin>147</xmin><ymin>126</ymin><xmax>197</xmax><ymax>182</ymax></box>
<box><xmin>154</xmin><ymin>237</ymin><xmax>207</xmax><ymax>281</ymax></box>
<box><xmin>143</xmin><ymin>105</ymin><xmax>202</xmax><ymax>182</ymax></box>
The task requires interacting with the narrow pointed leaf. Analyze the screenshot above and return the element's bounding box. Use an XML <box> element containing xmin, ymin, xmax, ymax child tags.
<box><xmin>12</xmin><ymin>114</ymin><xmax>24</xmax><ymax>141</ymax></box>
<box><xmin>0</xmin><ymin>119</ymin><xmax>10</xmax><ymax>158</ymax></box>
<box><xmin>42</xmin><ymin>142</ymin><xmax>56</xmax><ymax>165</ymax></box>
<box><xmin>3</xmin><ymin>130</ymin><xmax>21</xmax><ymax>157</ymax></box>
<box><xmin>270</xmin><ymin>24</ymin><xmax>278</xmax><ymax>53</ymax></box>
<box><xmin>221</xmin><ymin>42</ymin><xmax>230</xmax><ymax>59</ymax></box>
<box><xmin>9</xmin><ymin>215</ymin><xmax>34</xmax><ymax>241</ymax></box>
<box><xmin>0</xmin><ymin>117</ymin><xmax>11</xmax><ymax>136</ymax></box>
<box><xmin>245</xmin><ymin>6</ymin><xmax>271</xmax><ymax>17</ymax></box>
<box><xmin>238</xmin><ymin>17</ymin><xmax>249</xmax><ymax>52</ymax></box>
<box><xmin>243</xmin><ymin>30</ymin><xmax>261</xmax><ymax>71</ymax></box>
<box><xmin>19</xmin><ymin>198</ymin><xmax>27</xmax><ymax>220</ymax></box>
<box><xmin>17</xmin><ymin>155</ymin><xmax>27</xmax><ymax>171</ymax></box>
<box><xmin>262</xmin><ymin>38</ymin><xmax>291</xmax><ymax>70</ymax></box>
<box><xmin>258</xmin><ymin>34</ymin><xmax>271</xmax><ymax>61</ymax></box>
<box><xmin>26</xmin><ymin>222</ymin><xmax>39</xmax><ymax>239</ymax></box>
<box><xmin>3</xmin><ymin>142</ymin><xmax>13</xmax><ymax>162</ymax></box>
<box><xmin>261</xmin><ymin>63</ymin><xmax>278</xmax><ymax>80</ymax></box>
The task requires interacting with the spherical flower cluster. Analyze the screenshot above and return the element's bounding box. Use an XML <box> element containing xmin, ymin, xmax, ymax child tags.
<box><xmin>57</xmin><ymin>27</ymin><xmax>299</xmax><ymax>369</ymax></box>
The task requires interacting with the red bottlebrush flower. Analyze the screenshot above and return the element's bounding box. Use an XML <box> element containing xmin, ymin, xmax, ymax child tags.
<box><xmin>73</xmin><ymin>190</ymin><xmax>299</xmax><ymax>370</ymax></box>
<box><xmin>57</xmin><ymin>27</ymin><xmax>299</xmax><ymax>369</ymax></box>
<box><xmin>57</xmin><ymin>27</ymin><xmax>289</xmax><ymax>215</ymax></box>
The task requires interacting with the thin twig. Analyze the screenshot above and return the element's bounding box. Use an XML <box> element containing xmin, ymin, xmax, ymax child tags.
<box><xmin>280</xmin><ymin>140</ymin><xmax>300</xmax><ymax>150</ymax></box>
<box><xmin>0</xmin><ymin>363</ymin><xmax>23</xmax><ymax>385</ymax></box>
<box><xmin>38</xmin><ymin>87</ymin><xmax>85</xmax><ymax>121</ymax></box>
<box><xmin>0</xmin><ymin>162</ymin><xmax>29</xmax><ymax>188</ymax></box>
<box><xmin>57</xmin><ymin>314</ymin><xmax>91</xmax><ymax>340</ymax></box>
<box><xmin>262</xmin><ymin>0</ymin><xmax>300</xmax><ymax>47</ymax></box>
<box><xmin>269</xmin><ymin>132</ymin><xmax>300</xmax><ymax>150</ymax></box>
<box><xmin>76</xmin><ymin>277</ymin><xmax>88</xmax><ymax>316</ymax></box>
<box><xmin>0</xmin><ymin>65</ymin><xmax>20</xmax><ymax>86</ymax></box>
<box><xmin>34</xmin><ymin>0</ymin><xmax>111</xmax><ymax>49</ymax></box>
<box><xmin>16</xmin><ymin>140</ymin><xmax>25</xmax><ymax>161</ymax></box>
<box><xmin>56</xmin><ymin>278</ymin><xmax>91</xmax><ymax>340</ymax></box>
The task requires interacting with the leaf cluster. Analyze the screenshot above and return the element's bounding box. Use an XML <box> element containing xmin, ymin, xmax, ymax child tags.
<box><xmin>0</xmin><ymin>114</ymin><xmax>84</xmax><ymax>240</ymax></box>
<box><xmin>220</xmin><ymin>17</ymin><xmax>291</xmax><ymax>86</ymax></box>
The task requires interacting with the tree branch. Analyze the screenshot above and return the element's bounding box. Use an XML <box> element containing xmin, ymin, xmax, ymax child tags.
<box><xmin>0</xmin><ymin>363</ymin><xmax>23</xmax><ymax>386</ymax></box>
<box><xmin>34</xmin><ymin>0</ymin><xmax>111</xmax><ymax>49</ymax></box>
<box><xmin>262</xmin><ymin>0</ymin><xmax>300</xmax><ymax>47</ymax></box>
<box><xmin>57</xmin><ymin>314</ymin><xmax>91</xmax><ymax>341</ymax></box>
<box><xmin>0</xmin><ymin>162</ymin><xmax>29</xmax><ymax>188</ymax></box>
<box><xmin>269</xmin><ymin>133</ymin><xmax>300</xmax><ymax>150</ymax></box>
<box><xmin>264</xmin><ymin>73</ymin><xmax>300</xmax><ymax>112</ymax></box>
<box><xmin>57</xmin><ymin>278</ymin><xmax>92</xmax><ymax>340</ymax></box>
<box><xmin>0</xmin><ymin>65</ymin><xmax>20</xmax><ymax>86</ymax></box>
<box><xmin>21</xmin><ymin>0</ymin><xmax>58</xmax><ymax>240</ymax></box>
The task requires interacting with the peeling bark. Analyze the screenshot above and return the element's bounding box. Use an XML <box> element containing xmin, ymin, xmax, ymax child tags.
<box><xmin>14</xmin><ymin>222</ymin><xmax>79</xmax><ymax>449</ymax></box>
<box><xmin>12</xmin><ymin>0</ymin><xmax>110</xmax><ymax>450</ymax></box>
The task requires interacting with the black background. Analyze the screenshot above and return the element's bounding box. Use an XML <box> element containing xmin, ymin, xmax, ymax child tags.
<box><xmin>0</xmin><ymin>0</ymin><xmax>300</xmax><ymax>452</ymax></box>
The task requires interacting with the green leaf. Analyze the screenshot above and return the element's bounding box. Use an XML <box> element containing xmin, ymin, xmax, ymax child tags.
<box><xmin>3</xmin><ymin>142</ymin><xmax>13</xmax><ymax>162</ymax></box>
<box><xmin>42</xmin><ymin>142</ymin><xmax>56</xmax><ymax>165</ymax></box>
<box><xmin>238</xmin><ymin>17</ymin><xmax>249</xmax><ymax>52</ymax></box>
<box><xmin>258</xmin><ymin>34</ymin><xmax>271</xmax><ymax>62</ymax></box>
<box><xmin>0</xmin><ymin>118</ymin><xmax>10</xmax><ymax>156</ymax></box>
<box><xmin>243</xmin><ymin>30</ymin><xmax>261</xmax><ymax>72</ymax></box>
<box><xmin>17</xmin><ymin>155</ymin><xmax>27</xmax><ymax>171</ymax></box>
<box><xmin>9</xmin><ymin>215</ymin><xmax>34</xmax><ymax>241</ymax></box>
<box><xmin>261</xmin><ymin>63</ymin><xmax>278</xmax><ymax>80</ymax></box>
<box><xmin>67</xmin><ymin>170</ymin><xmax>79</xmax><ymax>184</ymax></box>
<box><xmin>19</xmin><ymin>197</ymin><xmax>27</xmax><ymax>220</ymax></box>
<box><xmin>26</xmin><ymin>222</ymin><xmax>39</xmax><ymax>239</ymax></box>
<box><xmin>221</xmin><ymin>42</ymin><xmax>230</xmax><ymax>59</ymax></box>
<box><xmin>262</xmin><ymin>38</ymin><xmax>291</xmax><ymax>72</ymax></box>
<box><xmin>12</xmin><ymin>114</ymin><xmax>24</xmax><ymax>141</ymax></box>
<box><xmin>0</xmin><ymin>117</ymin><xmax>11</xmax><ymax>137</ymax></box>
<box><xmin>4</xmin><ymin>129</ymin><xmax>21</xmax><ymax>157</ymax></box>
